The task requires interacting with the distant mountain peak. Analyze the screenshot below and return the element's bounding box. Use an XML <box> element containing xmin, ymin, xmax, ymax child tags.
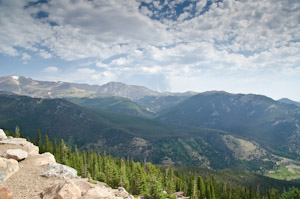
<box><xmin>0</xmin><ymin>75</ymin><xmax>194</xmax><ymax>100</ymax></box>
<box><xmin>11</xmin><ymin>75</ymin><xmax>20</xmax><ymax>80</ymax></box>
<box><xmin>278</xmin><ymin>98</ymin><xmax>300</xmax><ymax>107</ymax></box>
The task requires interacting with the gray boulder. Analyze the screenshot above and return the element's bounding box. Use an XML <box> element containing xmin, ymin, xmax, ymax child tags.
<box><xmin>41</xmin><ymin>162</ymin><xmax>77</xmax><ymax>179</ymax></box>
<box><xmin>40</xmin><ymin>179</ymin><xmax>81</xmax><ymax>199</ymax></box>
<box><xmin>32</xmin><ymin>152</ymin><xmax>56</xmax><ymax>166</ymax></box>
<box><xmin>2</xmin><ymin>149</ymin><xmax>28</xmax><ymax>161</ymax></box>
<box><xmin>0</xmin><ymin>157</ymin><xmax>19</xmax><ymax>182</ymax></box>
<box><xmin>114</xmin><ymin>187</ymin><xmax>135</xmax><ymax>199</ymax></box>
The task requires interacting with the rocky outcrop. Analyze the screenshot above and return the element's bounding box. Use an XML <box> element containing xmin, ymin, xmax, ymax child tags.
<box><xmin>41</xmin><ymin>162</ymin><xmax>78</xmax><ymax>179</ymax></box>
<box><xmin>32</xmin><ymin>152</ymin><xmax>55</xmax><ymax>166</ymax></box>
<box><xmin>0</xmin><ymin>129</ymin><xmax>7</xmax><ymax>141</ymax></box>
<box><xmin>0</xmin><ymin>138</ymin><xmax>39</xmax><ymax>156</ymax></box>
<box><xmin>40</xmin><ymin>179</ymin><xmax>81</xmax><ymax>199</ymax></box>
<box><xmin>114</xmin><ymin>187</ymin><xmax>135</xmax><ymax>199</ymax></box>
<box><xmin>171</xmin><ymin>192</ymin><xmax>190</xmax><ymax>199</ymax></box>
<box><xmin>0</xmin><ymin>157</ymin><xmax>19</xmax><ymax>182</ymax></box>
<box><xmin>73</xmin><ymin>178</ymin><xmax>96</xmax><ymax>195</ymax></box>
<box><xmin>0</xmin><ymin>129</ymin><xmax>136</xmax><ymax>199</ymax></box>
<box><xmin>2</xmin><ymin>149</ymin><xmax>28</xmax><ymax>161</ymax></box>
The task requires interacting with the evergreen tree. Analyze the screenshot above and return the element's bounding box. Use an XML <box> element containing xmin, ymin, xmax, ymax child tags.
<box><xmin>44</xmin><ymin>134</ymin><xmax>53</xmax><ymax>153</ymax></box>
<box><xmin>206</xmin><ymin>179</ymin><xmax>211</xmax><ymax>199</ymax></box>
<box><xmin>60</xmin><ymin>139</ymin><xmax>69</xmax><ymax>165</ymax></box>
<box><xmin>15</xmin><ymin>126</ymin><xmax>20</xmax><ymax>138</ymax></box>
<box><xmin>210</xmin><ymin>176</ymin><xmax>216</xmax><ymax>199</ymax></box>
<box><xmin>280</xmin><ymin>187</ymin><xmax>300</xmax><ymax>199</ymax></box>
<box><xmin>36</xmin><ymin>131</ymin><xmax>43</xmax><ymax>152</ymax></box>
<box><xmin>197</xmin><ymin>176</ymin><xmax>205</xmax><ymax>199</ymax></box>
<box><xmin>120</xmin><ymin>158</ymin><xmax>130</xmax><ymax>189</ymax></box>
<box><xmin>152</xmin><ymin>179</ymin><xmax>165</xmax><ymax>199</ymax></box>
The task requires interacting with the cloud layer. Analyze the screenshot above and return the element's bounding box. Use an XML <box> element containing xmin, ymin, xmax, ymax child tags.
<box><xmin>0</xmin><ymin>0</ymin><xmax>300</xmax><ymax>98</ymax></box>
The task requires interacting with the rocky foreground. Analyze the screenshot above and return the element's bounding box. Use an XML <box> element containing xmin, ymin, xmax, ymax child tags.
<box><xmin>0</xmin><ymin>129</ymin><xmax>136</xmax><ymax>199</ymax></box>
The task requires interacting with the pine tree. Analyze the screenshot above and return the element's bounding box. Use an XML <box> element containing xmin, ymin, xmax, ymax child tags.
<box><xmin>225</xmin><ymin>184</ymin><xmax>231</xmax><ymax>199</ymax></box>
<box><xmin>15</xmin><ymin>126</ymin><xmax>20</xmax><ymax>138</ymax></box>
<box><xmin>44</xmin><ymin>134</ymin><xmax>53</xmax><ymax>153</ymax></box>
<box><xmin>206</xmin><ymin>180</ymin><xmax>211</xmax><ymax>199</ymax></box>
<box><xmin>53</xmin><ymin>139</ymin><xmax>60</xmax><ymax>161</ymax></box>
<box><xmin>36</xmin><ymin>131</ymin><xmax>43</xmax><ymax>152</ymax></box>
<box><xmin>60</xmin><ymin>139</ymin><xmax>69</xmax><ymax>165</ymax></box>
<box><xmin>210</xmin><ymin>176</ymin><xmax>216</xmax><ymax>199</ymax></box>
<box><xmin>193</xmin><ymin>178</ymin><xmax>198</xmax><ymax>199</ymax></box>
<box><xmin>120</xmin><ymin>158</ymin><xmax>130</xmax><ymax>190</ymax></box>
<box><xmin>249</xmin><ymin>184</ymin><xmax>253</xmax><ymax>199</ymax></box>
<box><xmin>152</xmin><ymin>179</ymin><xmax>165</xmax><ymax>199</ymax></box>
<box><xmin>197</xmin><ymin>176</ymin><xmax>205</xmax><ymax>199</ymax></box>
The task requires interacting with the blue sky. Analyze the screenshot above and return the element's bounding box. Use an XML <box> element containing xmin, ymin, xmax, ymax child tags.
<box><xmin>0</xmin><ymin>0</ymin><xmax>300</xmax><ymax>100</ymax></box>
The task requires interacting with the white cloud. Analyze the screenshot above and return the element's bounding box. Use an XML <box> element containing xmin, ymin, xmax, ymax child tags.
<box><xmin>39</xmin><ymin>49</ymin><xmax>52</xmax><ymax>59</ymax></box>
<box><xmin>1</xmin><ymin>0</ymin><xmax>300</xmax><ymax>99</ymax></box>
<box><xmin>43</xmin><ymin>66</ymin><xmax>59</xmax><ymax>73</ymax></box>
<box><xmin>22</xmin><ymin>53</ymin><xmax>31</xmax><ymax>61</ymax></box>
<box><xmin>0</xmin><ymin>0</ymin><xmax>52</xmax><ymax>57</ymax></box>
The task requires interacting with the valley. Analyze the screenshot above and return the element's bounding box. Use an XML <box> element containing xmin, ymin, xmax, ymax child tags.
<box><xmin>1</xmin><ymin>75</ymin><xmax>300</xmax><ymax>183</ymax></box>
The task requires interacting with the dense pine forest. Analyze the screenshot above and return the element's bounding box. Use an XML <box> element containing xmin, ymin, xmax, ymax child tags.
<box><xmin>5</xmin><ymin>128</ymin><xmax>300</xmax><ymax>199</ymax></box>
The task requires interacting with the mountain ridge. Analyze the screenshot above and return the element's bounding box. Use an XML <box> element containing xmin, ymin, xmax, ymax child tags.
<box><xmin>0</xmin><ymin>76</ymin><xmax>196</xmax><ymax>100</ymax></box>
<box><xmin>0</xmin><ymin>92</ymin><xmax>283</xmax><ymax>172</ymax></box>
<box><xmin>158</xmin><ymin>92</ymin><xmax>300</xmax><ymax>159</ymax></box>
<box><xmin>279</xmin><ymin>98</ymin><xmax>300</xmax><ymax>108</ymax></box>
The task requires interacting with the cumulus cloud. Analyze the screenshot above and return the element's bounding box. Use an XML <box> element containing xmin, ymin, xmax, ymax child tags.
<box><xmin>43</xmin><ymin>66</ymin><xmax>59</xmax><ymax>73</ymax></box>
<box><xmin>1</xmin><ymin>0</ymin><xmax>300</xmax><ymax>99</ymax></box>
<box><xmin>39</xmin><ymin>49</ymin><xmax>52</xmax><ymax>59</ymax></box>
<box><xmin>0</xmin><ymin>0</ymin><xmax>52</xmax><ymax>57</ymax></box>
<box><xmin>22</xmin><ymin>53</ymin><xmax>31</xmax><ymax>61</ymax></box>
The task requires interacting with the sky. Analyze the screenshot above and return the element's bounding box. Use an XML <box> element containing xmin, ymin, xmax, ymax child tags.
<box><xmin>0</xmin><ymin>0</ymin><xmax>300</xmax><ymax>101</ymax></box>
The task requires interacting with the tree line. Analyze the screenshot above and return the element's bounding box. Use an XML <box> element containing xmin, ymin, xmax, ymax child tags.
<box><xmin>5</xmin><ymin>128</ymin><xmax>300</xmax><ymax>199</ymax></box>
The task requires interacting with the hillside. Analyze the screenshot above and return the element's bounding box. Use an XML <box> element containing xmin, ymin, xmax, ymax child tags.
<box><xmin>158</xmin><ymin>92</ymin><xmax>300</xmax><ymax>159</ymax></box>
<box><xmin>66</xmin><ymin>96</ymin><xmax>155</xmax><ymax>118</ymax></box>
<box><xmin>279</xmin><ymin>98</ymin><xmax>300</xmax><ymax>108</ymax></box>
<box><xmin>0</xmin><ymin>93</ymin><xmax>282</xmax><ymax>172</ymax></box>
<box><xmin>0</xmin><ymin>135</ymin><xmax>137</xmax><ymax>199</ymax></box>
<box><xmin>2</xmin><ymin>133</ymin><xmax>300</xmax><ymax>199</ymax></box>
<box><xmin>137</xmin><ymin>94</ymin><xmax>193</xmax><ymax>113</ymax></box>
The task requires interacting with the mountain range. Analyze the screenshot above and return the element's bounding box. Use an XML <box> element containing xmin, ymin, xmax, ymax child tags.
<box><xmin>158</xmin><ymin>91</ymin><xmax>300</xmax><ymax>159</ymax></box>
<box><xmin>0</xmin><ymin>92</ymin><xmax>281</xmax><ymax>172</ymax></box>
<box><xmin>0</xmin><ymin>75</ymin><xmax>194</xmax><ymax>101</ymax></box>
<box><xmin>1</xmin><ymin>75</ymin><xmax>300</xmax><ymax>178</ymax></box>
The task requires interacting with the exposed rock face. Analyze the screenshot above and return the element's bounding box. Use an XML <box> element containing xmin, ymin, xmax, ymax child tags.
<box><xmin>0</xmin><ymin>157</ymin><xmax>19</xmax><ymax>181</ymax></box>
<box><xmin>83</xmin><ymin>185</ymin><xmax>116</xmax><ymax>198</ymax></box>
<box><xmin>2</xmin><ymin>149</ymin><xmax>28</xmax><ymax>161</ymax></box>
<box><xmin>114</xmin><ymin>187</ymin><xmax>135</xmax><ymax>199</ymax></box>
<box><xmin>73</xmin><ymin>178</ymin><xmax>95</xmax><ymax>195</ymax></box>
<box><xmin>40</xmin><ymin>178</ymin><xmax>137</xmax><ymax>199</ymax></box>
<box><xmin>32</xmin><ymin>153</ymin><xmax>55</xmax><ymax>166</ymax></box>
<box><xmin>0</xmin><ymin>184</ymin><xmax>13</xmax><ymax>199</ymax></box>
<box><xmin>40</xmin><ymin>179</ymin><xmax>81</xmax><ymax>199</ymax></box>
<box><xmin>0</xmin><ymin>138</ymin><xmax>39</xmax><ymax>156</ymax></box>
<box><xmin>0</xmin><ymin>129</ymin><xmax>7</xmax><ymax>141</ymax></box>
<box><xmin>41</xmin><ymin>162</ymin><xmax>78</xmax><ymax>179</ymax></box>
<box><xmin>0</xmin><ymin>133</ymin><xmax>136</xmax><ymax>199</ymax></box>
<box><xmin>171</xmin><ymin>192</ymin><xmax>190</xmax><ymax>199</ymax></box>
